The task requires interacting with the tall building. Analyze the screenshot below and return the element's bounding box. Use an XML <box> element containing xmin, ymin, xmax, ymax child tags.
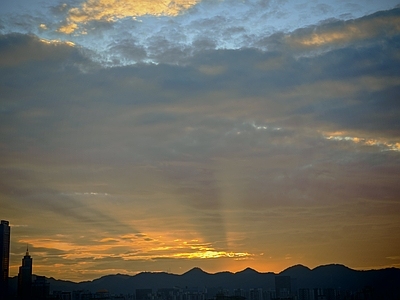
<box><xmin>275</xmin><ymin>276</ymin><xmax>292</xmax><ymax>299</ymax></box>
<box><xmin>0</xmin><ymin>220</ymin><xmax>11</xmax><ymax>300</ymax></box>
<box><xmin>18</xmin><ymin>246</ymin><xmax>33</xmax><ymax>300</ymax></box>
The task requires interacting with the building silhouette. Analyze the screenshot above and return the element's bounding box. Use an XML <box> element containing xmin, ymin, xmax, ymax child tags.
<box><xmin>32</xmin><ymin>276</ymin><xmax>50</xmax><ymax>300</ymax></box>
<box><xmin>18</xmin><ymin>246</ymin><xmax>33</xmax><ymax>300</ymax></box>
<box><xmin>275</xmin><ymin>276</ymin><xmax>292</xmax><ymax>299</ymax></box>
<box><xmin>136</xmin><ymin>288</ymin><xmax>152</xmax><ymax>300</ymax></box>
<box><xmin>0</xmin><ymin>220</ymin><xmax>10</xmax><ymax>300</ymax></box>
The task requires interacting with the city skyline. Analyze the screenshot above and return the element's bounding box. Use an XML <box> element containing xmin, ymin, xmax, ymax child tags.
<box><xmin>1</xmin><ymin>0</ymin><xmax>400</xmax><ymax>282</ymax></box>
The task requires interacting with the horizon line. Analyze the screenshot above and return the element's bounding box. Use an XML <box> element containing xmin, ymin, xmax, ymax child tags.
<box><xmin>8</xmin><ymin>263</ymin><xmax>400</xmax><ymax>283</ymax></box>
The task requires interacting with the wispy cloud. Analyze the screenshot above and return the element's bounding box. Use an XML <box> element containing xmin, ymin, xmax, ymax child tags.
<box><xmin>323</xmin><ymin>131</ymin><xmax>400</xmax><ymax>152</ymax></box>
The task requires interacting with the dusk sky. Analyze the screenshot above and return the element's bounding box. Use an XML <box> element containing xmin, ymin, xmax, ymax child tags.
<box><xmin>1</xmin><ymin>0</ymin><xmax>400</xmax><ymax>282</ymax></box>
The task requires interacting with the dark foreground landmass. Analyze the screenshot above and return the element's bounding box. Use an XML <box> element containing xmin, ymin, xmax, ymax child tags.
<box><xmin>7</xmin><ymin>264</ymin><xmax>400</xmax><ymax>299</ymax></box>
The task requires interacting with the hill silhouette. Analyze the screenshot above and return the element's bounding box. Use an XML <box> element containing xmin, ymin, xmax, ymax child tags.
<box><xmin>7</xmin><ymin>264</ymin><xmax>400</xmax><ymax>297</ymax></box>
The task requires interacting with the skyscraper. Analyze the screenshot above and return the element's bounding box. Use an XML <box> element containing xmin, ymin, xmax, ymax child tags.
<box><xmin>18</xmin><ymin>246</ymin><xmax>33</xmax><ymax>300</ymax></box>
<box><xmin>0</xmin><ymin>220</ymin><xmax>10</xmax><ymax>300</ymax></box>
<box><xmin>275</xmin><ymin>276</ymin><xmax>292</xmax><ymax>299</ymax></box>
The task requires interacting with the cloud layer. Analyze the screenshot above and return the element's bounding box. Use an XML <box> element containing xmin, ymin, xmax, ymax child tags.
<box><xmin>1</xmin><ymin>1</ymin><xmax>400</xmax><ymax>282</ymax></box>
<box><xmin>1</xmin><ymin>0</ymin><xmax>399</xmax><ymax>65</ymax></box>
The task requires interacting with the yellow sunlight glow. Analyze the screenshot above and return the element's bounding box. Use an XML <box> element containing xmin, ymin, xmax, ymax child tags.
<box><xmin>20</xmin><ymin>234</ymin><xmax>253</xmax><ymax>262</ymax></box>
<box><xmin>323</xmin><ymin>131</ymin><xmax>400</xmax><ymax>152</ymax></box>
<box><xmin>39</xmin><ymin>38</ymin><xmax>75</xmax><ymax>47</ymax></box>
<box><xmin>59</xmin><ymin>0</ymin><xmax>200</xmax><ymax>34</ymax></box>
<box><xmin>173</xmin><ymin>251</ymin><xmax>251</xmax><ymax>259</ymax></box>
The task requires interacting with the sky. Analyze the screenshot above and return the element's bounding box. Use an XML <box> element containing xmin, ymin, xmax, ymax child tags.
<box><xmin>1</xmin><ymin>0</ymin><xmax>400</xmax><ymax>282</ymax></box>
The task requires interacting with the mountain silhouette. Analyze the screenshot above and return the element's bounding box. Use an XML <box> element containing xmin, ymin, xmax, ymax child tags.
<box><xmin>235</xmin><ymin>267</ymin><xmax>259</xmax><ymax>275</ymax></box>
<box><xmin>7</xmin><ymin>264</ymin><xmax>400</xmax><ymax>298</ymax></box>
<box><xmin>183</xmin><ymin>267</ymin><xmax>209</xmax><ymax>275</ymax></box>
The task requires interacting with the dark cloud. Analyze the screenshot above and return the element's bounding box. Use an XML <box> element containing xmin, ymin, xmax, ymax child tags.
<box><xmin>1</xmin><ymin>23</ymin><xmax>398</xmax><ymax>157</ymax></box>
<box><xmin>1</xmin><ymin>26</ymin><xmax>399</xmax><ymax>158</ymax></box>
<box><xmin>0</xmin><ymin>33</ymin><xmax>79</xmax><ymax>67</ymax></box>
<box><xmin>107</xmin><ymin>39</ymin><xmax>147</xmax><ymax>64</ymax></box>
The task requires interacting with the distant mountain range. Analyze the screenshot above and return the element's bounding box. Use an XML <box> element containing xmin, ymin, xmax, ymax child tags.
<box><xmin>8</xmin><ymin>264</ymin><xmax>400</xmax><ymax>296</ymax></box>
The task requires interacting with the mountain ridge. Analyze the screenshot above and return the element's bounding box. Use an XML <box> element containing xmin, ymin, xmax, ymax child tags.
<box><xmin>7</xmin><ymin>264</ymin><xmax>400</xmax><ymax>297</ymax></box>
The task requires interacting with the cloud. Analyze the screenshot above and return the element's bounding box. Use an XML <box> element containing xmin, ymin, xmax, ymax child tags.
<box><xmin>1</xmin><ymin>7</ymin><xmax>400</xmax><ymax>279</ymax></box>
<box><xmin>4</xmin><ymin>2</ymin><xmax>389</xmax><ymax>66</ymax></box>
<box><xmin>0</xmin><ymin>33</ymin><xmax>78</xmax><ymax>67</ymax></box>
<box><xmin>286</xmin><ymin>8</ymin><xmax>400</xmax><ymax>51</ymax></box>
<box><xmin>2</xmin><ymin>1</ymin><xmax>399</xmax><ymax>67</ymax></box>
<box><xmin>1</xmin><ymin>27</ymin><xmax>399</xmax><ymax>160</ymax></box>
<box><xmin>323</xmin><ymin>132</ymin><xmax>400</xmax><ymax>152</ymax></box>
<box><xmin>59</xmin><ymin>0</ymin><xmax>201</xmax><ymax>34</ymax></box>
